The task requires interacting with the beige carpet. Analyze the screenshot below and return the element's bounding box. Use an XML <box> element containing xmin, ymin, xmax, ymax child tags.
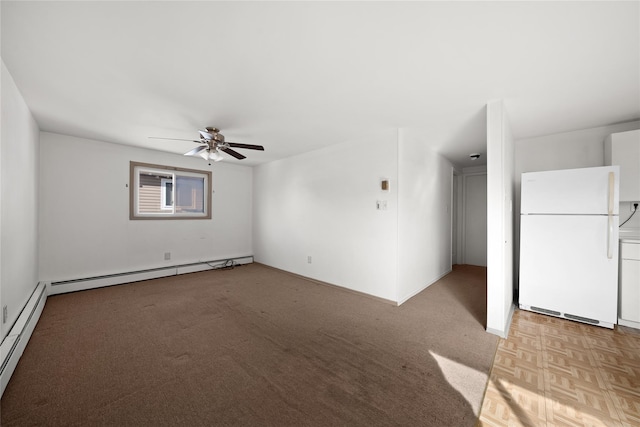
<box><xmin>1</xmin><ymin>263</ymin><xmax>497</xmax><ymax>426</ymax></box>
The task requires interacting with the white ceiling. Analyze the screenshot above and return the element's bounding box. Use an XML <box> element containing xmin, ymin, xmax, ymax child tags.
<box><xmin>2</xmin><ymin>1</ymin><xmax>639</xmax><ymax>168</ymax></box>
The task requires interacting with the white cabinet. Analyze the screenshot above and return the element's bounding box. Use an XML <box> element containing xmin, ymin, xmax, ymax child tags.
<box><xmin>605</xmin><ymin>129</ymin><xmax>640</xmax><ymax>201</ymax></box>
<box><xmin>619</xmin><ymin>240</ymin><xmax>640</xmax><ymax>328</ymax></box>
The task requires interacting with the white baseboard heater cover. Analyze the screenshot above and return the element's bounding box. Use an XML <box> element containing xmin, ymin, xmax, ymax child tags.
<box><xmin>48</xmin><ymin>256</ymin><xmax>253</xmax><ymax>295</ymax></box>
<box><xmin>0</xmin><ymin>282</ymin><xmax>48</xmax><ymax>398</ymax></box>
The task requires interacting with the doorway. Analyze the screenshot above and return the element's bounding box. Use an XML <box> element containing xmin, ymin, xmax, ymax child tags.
<box><xmin>462</xmin><ymin>171</ymin><xmax>487</xmax><ymax>266</ymax></box>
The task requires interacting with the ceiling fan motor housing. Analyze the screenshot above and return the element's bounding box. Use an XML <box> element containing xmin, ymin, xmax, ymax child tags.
<box><xmin>201</xmin><ymin>128</ymin><xmax>228</xmax><ymax>148</ymax></box>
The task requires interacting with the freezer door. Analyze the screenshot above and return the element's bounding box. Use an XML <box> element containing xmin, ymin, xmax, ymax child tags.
<box><xmin>521</xmin><ymin>166</ymin><xmax>619</xmax><ymax>215</ymax></box>
<box><xmin>519</xmin><ymin>214</ymin><xmax>619</xmax><ymax>325</ymax></box>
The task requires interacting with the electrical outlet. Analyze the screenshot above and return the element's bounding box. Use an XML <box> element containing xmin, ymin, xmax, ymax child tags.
<box><xmin>632</xmin><ymin>202</ymin><xmax>639</xmax><ymax>212</ymax></box>
<box><xmin>2</xmin><ymin>305</ymin><xmax>7</xmax><ymax>324</ymax></box>
<box><xmin>307</xmin><ymin>256</ymin><xmax>312</xmax><ymax>264</ymax></box>
<box><xmin>164</xmin><ymin>252</ymin><xmax>171</xmax><ymax>261</ymax></box>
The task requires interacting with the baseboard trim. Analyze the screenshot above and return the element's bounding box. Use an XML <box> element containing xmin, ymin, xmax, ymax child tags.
<box><xmin>257</xmin><ymin>263</ymin><xmax>397</xmax><ymax>306</ymax></box>
<box><xmin>396</xmin><ymin>268</ymin><xmax>452</xmax><ymax>306</ymax></box>
<box><xmin>1</xmin><ymin>282</ymin><xmax>48</xmax><ymax>398</ymax></box>
<box><xmin>48</xmin><ymin>256</ymin><xmax>254</xmax><ymax>295</ymax></box>
<box><xmin>618</xmin><ymin>318</ymin><xmax>640</xmax><ymax>330</ymax></box>
<box><xmin>486</xmin><ymin>303</ymin><xmax>515</xmax><ymax>339</ymax></box>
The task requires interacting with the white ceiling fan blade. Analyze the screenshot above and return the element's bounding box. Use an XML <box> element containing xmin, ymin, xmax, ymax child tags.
<box><xmin>150</xmin><ymin>137</ymin><xmax>200</xmax><ymax>142</ymax></box>
<box><xmin>184</xmin><ymin>146</ymin><xmax>207</xmax><ymax>157</ymax></box>
<box><xmin>199</xmin><ymin>130</ymin><xmax>214</xmax><ymax>140</ymax></box>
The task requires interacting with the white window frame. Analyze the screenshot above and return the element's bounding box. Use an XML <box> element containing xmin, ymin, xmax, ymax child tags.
<box><xmin>160</xmin><ymin>178</ymin><xmax>173</xmax><ymax>210</ymax></box>
<box><xmin>130</xmin><ymin>161</ymin><xmax>212</xmax><ymax>220</ymax></box>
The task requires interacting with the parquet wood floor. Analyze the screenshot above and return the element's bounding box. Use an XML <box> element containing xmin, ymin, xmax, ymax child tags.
<box><xmin>478</xmin><ymin>309</ymin><xmax>640</xmax><ymax>427</ymax></box>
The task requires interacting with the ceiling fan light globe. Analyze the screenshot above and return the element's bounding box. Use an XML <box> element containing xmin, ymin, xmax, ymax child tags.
<box><xmin>209</xmin><ymin>151</ymin><xmax>224</xmax><ymax>162</ymax></box>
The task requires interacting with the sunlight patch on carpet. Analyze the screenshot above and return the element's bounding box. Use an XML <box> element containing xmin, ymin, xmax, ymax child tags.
<box><xmin>429</xmin><ymin>350</ymin><xmax>488</xmax><ymax>414</ymax></box>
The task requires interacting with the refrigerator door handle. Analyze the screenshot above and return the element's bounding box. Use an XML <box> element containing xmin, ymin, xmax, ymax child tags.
<box><xmin>607</xmin><ymin>172</ymin><xmax>614</xmax><ymax>259</ymax></box>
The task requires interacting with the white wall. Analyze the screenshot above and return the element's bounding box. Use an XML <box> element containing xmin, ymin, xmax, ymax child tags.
<box><xmin>486</xmin><ymin>100</ymin><xmax>515</xmax><ymax>338</ymax></box>
<box><xmin>253</xmin><ymin>130</ymin><xmax>399</xmax><ymax>301</ymax></box>
<box><xmin>620</xmin><ymin>201</ymin><xmax>640</xmax><ymax>229</ymax></box>
<box><xmin>514</xmin><ymin>120</ymin><xmax>640</xmax><ymax>203</ymax></box>
<box><xmin>1</xmin><ymin>60</ymin><xmax>40</xmax><ymax>341</ymax></box>
<box><xmin>254</xmin><ymin>129</ymin><xmax>456</xmax><ymax>304</ymax></box>
<box><xmin>39</xmin><ymin>132</ymin><xmax>253</xmax><ymax>282</ymax></box>
<box><xmin>397</xmin><ymin>135</ymin><xmax>454</xmax><ymax>303</ymax></box>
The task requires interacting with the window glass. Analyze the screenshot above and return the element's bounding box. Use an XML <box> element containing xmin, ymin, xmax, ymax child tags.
<box><xmin>162</xmin><ymin>180</ymin><xmax>173</xmax><ymax>209</ymax></box>
<box><xmin>175</xmin><ymin>176</ymin><xmax>205</xmax><ymax>213</ymax></box>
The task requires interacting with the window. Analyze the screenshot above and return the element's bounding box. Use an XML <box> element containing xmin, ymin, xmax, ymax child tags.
<box><xmin>130</xmin><ymin>161</ymin><xmax>212</xmax><ymax>220</ymax></box>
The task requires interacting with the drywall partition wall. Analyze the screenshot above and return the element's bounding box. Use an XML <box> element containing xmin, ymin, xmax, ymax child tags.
<box><xmin>397</xmin><ymin>135</ymin><xmax>454</xmax><ymax>304</ymax></box>
<box><xmin>39</xmin><ymin>132</ymin><xmax>252</xmax><ymax>283</ymax></box>
<box><xmin>486</xmin><ymin>100</ymin><xmax>515</xmax><ymax>338</ymax></box>
<box><xmin>0</xmin><ymin>60</ymin><xmax>40</xmax><ymax>341</ymax></box>
<box><xmin>253</xmin><ymin>131</ymin><xmax>399</xmax><ymax>302</ymax></box>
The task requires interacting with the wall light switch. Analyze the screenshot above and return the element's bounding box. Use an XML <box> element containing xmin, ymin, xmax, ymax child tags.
<box><xmin>381</xmin><ymin>179</ymin><xmax>390</xmax><ymax>192</ymax></box>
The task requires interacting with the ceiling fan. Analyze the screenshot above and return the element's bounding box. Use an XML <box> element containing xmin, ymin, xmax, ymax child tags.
<box><xmin>149</xmin><ymin>127</ymin><xmax>264</xmax><ymax>162</ymax></box>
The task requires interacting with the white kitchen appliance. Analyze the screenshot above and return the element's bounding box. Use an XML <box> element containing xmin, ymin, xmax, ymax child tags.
<box><xmin>519</xmin><ymin>166</ymin><xmax>620</xmax><ymax>328</ymax></box>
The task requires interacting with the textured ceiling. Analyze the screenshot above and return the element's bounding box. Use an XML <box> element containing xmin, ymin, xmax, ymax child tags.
<box><xmin>2</xmin><ymin>1</ymin><xmax>639</xmax><ymax>168</ymax></box>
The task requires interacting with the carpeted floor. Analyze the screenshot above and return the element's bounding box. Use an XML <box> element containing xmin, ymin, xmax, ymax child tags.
<box><xmin>1</xmin><ymin>263</ymin><xmax>497</xmax><ymax>426</ymax></box>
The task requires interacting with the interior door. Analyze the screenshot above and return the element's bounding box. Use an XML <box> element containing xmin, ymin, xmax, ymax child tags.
<box><xmin>463</xmin><ymin>173</ymin><xmax>487</xmax><ymax>266</ymax></box>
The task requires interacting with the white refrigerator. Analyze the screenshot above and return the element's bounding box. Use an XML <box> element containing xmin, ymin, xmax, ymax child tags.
<box><xmin>519</xmin><ymin>166</ymin><xmax>620</xmax><ymax>328</ymax></box>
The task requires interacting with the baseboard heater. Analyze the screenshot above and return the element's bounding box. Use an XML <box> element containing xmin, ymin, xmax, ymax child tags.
<box><xmin>49</xmin><ymin>256</ymin><xmax>254</xmax><ymax>295</ymax></box>
<box><xmin>1</xmin><ymin>282</ymin><xmax>48</xmax><ymax>398</ymax></box>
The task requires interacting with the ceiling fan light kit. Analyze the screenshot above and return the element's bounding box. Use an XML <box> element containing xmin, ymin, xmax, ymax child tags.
<box><xmin>149</xmin><ymin>127</ymin><xmax>264</xmax><ymax>163</ymax></box>
<box><xmin>208</xmin><ymin>150</ymin><xmax>224</xmax><ymax>162</ymax></box>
